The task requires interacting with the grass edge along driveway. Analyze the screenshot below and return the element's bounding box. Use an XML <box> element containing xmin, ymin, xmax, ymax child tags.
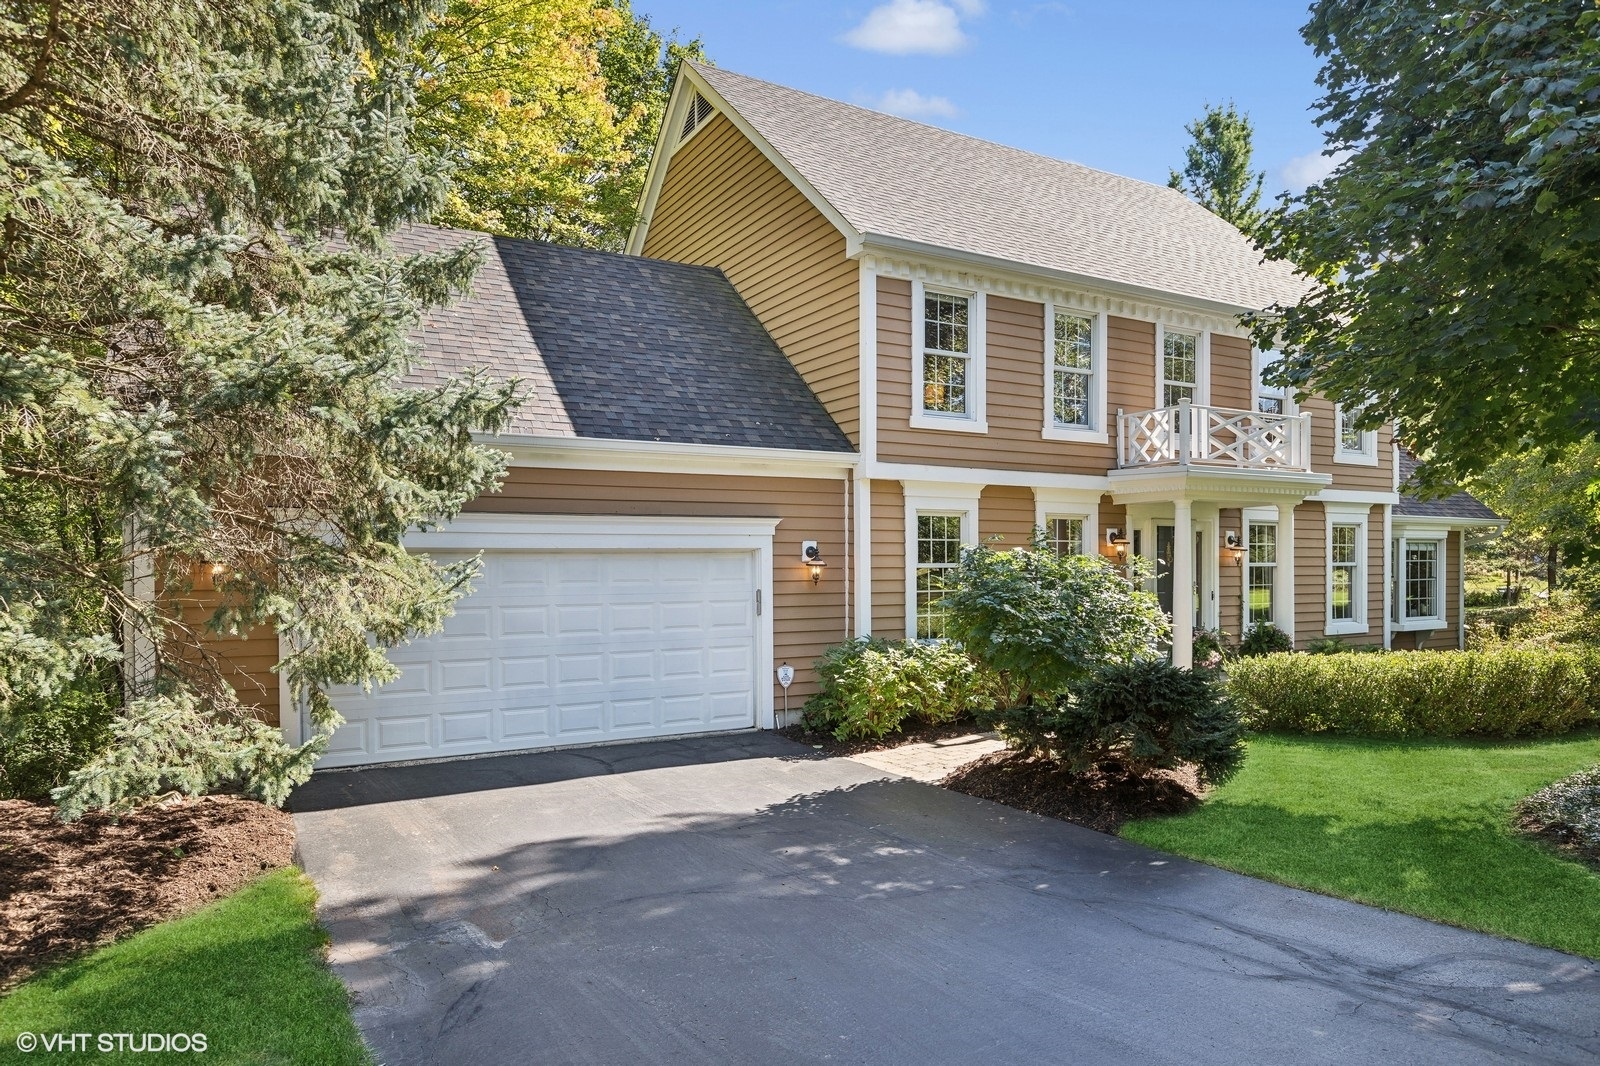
<box><xmin>1122</xmin><ymin>731</ymin><xmax>1600</xmax><ymax>960</ymax></box>
<box><xmin>0</xmin><ymin>868</ymin><xmax>370</xmax><ymax>1065</ymax></box>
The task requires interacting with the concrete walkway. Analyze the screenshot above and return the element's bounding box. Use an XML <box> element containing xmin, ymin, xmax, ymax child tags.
<box><xmin>845</xmin><ymin>730</ymin><xmax>1007</xmax><ymax>782</ymax></box>
<box><xmin>292</xmin><ymin>732</ymin><xmax>1600</xmax><ymax>1066</ymax></box>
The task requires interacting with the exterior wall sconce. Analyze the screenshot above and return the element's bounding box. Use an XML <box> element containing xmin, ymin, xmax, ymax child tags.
<box><xmin>192</xmin><ymin>560</ymin><xmax>227</xmax><ymax>591</ymax></box>
<box><xmin>1224</xmin><ymin>530</ymin><xmax>1245</xmax><ymax>567</ymax></box>
<box><xmin>802</xmin><ymin>541</ymin><xmax>827</xmax><ymax>584</ymax></box>
<box><xmin>1105</xmin><ymin>528</ymin><xmax>1130</xmax><ymax>563</ymax></box>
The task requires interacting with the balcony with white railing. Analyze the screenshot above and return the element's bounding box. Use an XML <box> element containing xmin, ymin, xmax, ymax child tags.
<box><xmin>1117</xmin><ymin>400</ymin><xmax>1313</xmax><ymax>472</ymax></box>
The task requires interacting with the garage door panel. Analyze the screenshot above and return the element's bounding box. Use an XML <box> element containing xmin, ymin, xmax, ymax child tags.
<box><xmin>317</xmin><ymin>548</ymin><xmax>760</xmax><ymax>768</ymax></box>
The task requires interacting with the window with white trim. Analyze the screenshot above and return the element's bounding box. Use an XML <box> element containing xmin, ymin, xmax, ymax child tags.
<box><xmin>1255</xmin><ymin>348</ymin><xmax>1289</xmax><ymax>415</ymax></box>
<box><xmin>914</xmin><ymin>513</ymin><xmax>963</xmax><ymax>639</ymax></box>
<box><xmin>1335</xmin><ymin>404</ymin><xmax>1378</xmax><ymax>463</ymax></box>
<box><xmin>1161</xmin><ymin>328</ymin><xmax>1201</xmax><ymax>407</ymax></box>
<box><xmin>1247</xmin><ymin>522</ymin><xmax>1276</xmax><ymax>625</ymax></box>
<box><xmin>1329</xmin><ymin>524</ymin><xmax>1361</xmax><ymax>624</ymax></box>
<box><xmin>921</xmin><ymin>291</ymin><xmax>971</xmax><ymax>417</ymax></box>
<box><xmin>1051</xmin><ymin>311</ymin><xmax>1095</xmax><ymax>429</ymax></box>
<box><xmin>1396</xmin><ymin>538</ymin><xmax>1444</xmax><ymax>623</ymax></box>
<box><xmin>1046</xmin><ymin>516</ymin><xmax>1085</xmax><ymax>557</ymax></box>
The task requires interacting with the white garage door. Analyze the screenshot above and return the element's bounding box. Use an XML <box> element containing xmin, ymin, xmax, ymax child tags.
<box><xmin>317</xmin><ymin>549</ymin><xmax>759</xmax><ymax>767</ymax></box>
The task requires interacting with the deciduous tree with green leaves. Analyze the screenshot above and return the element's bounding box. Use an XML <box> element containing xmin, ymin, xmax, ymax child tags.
<box><xmin>1254</xmin><ymin>0</ymin><xmax>1600</xmax><ymax>489</ymax></box>
<box><xmin>1168</xmin><ymin>101</ymin><xmax>1267</xmax><ymax>238</ymax></box>
<box><xmin>0</xmin><ymin>0</ymin><xmax>518</xmax><ymax>815</ymax></box>
<box><xmin>411</xmin><ymin>0</ymin><xmax>702</xmax><ymax>248</ymax></box>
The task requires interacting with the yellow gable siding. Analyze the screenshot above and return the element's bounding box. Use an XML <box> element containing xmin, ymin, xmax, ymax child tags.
<box><xmin>641</xmin><ymin>114</ymin><xmax>860</xmax><ymax>446</ymax></box>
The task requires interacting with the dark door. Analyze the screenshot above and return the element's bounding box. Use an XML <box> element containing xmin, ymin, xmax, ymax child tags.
<box><xmin>1155</xmin><ymin>524</ymin><xmax>1174</xmax><ymax>616</ymax></box>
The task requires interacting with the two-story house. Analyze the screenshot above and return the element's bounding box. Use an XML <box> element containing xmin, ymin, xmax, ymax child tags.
<box><xmin>199</xmin><ymin>64</ymin><xmax>1498</xmax><ymax>768</ymax></box>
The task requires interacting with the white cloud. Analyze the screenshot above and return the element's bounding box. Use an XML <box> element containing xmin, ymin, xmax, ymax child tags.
<box><xmin>1280</xmin><ymin>147</ymin><xmax>1354</xmax><ymax>191</ymax></box>
<box><xmin>873</xmin><ymin>88</ymin><xmax>960</xmax><ymax>120</ymax></box>
<box><xmin>843</xmin><ymin>0</ymin><xmax>981</xmax><ymax>55</ymax></box>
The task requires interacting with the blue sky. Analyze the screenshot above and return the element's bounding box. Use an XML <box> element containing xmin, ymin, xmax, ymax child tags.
<box><xmin>635</xmin><ymin>1</ymin><xmax>1344</xmax><ymax>197</ymax></box>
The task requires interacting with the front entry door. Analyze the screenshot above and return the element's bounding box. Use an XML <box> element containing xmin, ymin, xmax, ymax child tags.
<box><xmin>1154</xmin><ymin>524</ymin><xmax>1204</xmax><ymax>628</ymax></box>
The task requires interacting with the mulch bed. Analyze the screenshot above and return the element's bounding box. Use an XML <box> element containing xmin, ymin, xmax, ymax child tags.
<box><xmin>0</xmin><ymin>795</ymin><xmax>296</xmax><ymax>990</ymax></box>
<box><xmin>941</xmin><ymin>750</ymin><xmax>1205</xmax><ymax>834</ymax></box>
<box><xmin>776</xmin><ymin>717</ymin><xmax>987</xmax><ymax>758</ymax></box>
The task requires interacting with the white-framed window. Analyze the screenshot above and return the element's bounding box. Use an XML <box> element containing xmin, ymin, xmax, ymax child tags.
<box><xmin>1247</xmin><ymin>522</ymin><xmax>1277</xmax><ymax>625</ymax></box>
<box><xmin>1043</xmin><ymin>306</ymin><xmax>1106</xmax><ymax>442</ymax></box>
<box><xmin>1335</xmin><ymin>404</ymin><xmax>1379</xmax><ymax>465</ymax></box>
<box><xmin>911</xmin><ymin>281</ymin><xmax>986</xmax><ymax>433</ymax></box>
<box><xmin>903</xmin><ymin>482</ymin><xmax>981</xmax><ymax>640</ymax></box>
<box><xmin>1254</xmin><ymin>347</ymin><xmax>1291</xmax><ymax>416</ymax></box>
<box><xmin>1392</xmin><ymin>530</ymin><xmax>1447</xmax><ymax>628</ymax></box>
<box><xmin>1324</xmin><ymin>505</ymin><xmax>1369</xmax><ymax>634</ymax></box>
<box><xmin>1157</xmin><ymin>325</ymin><xmax>1207</xmax><ymax>409</ymax></box>
<box><xmin>1046</xmin><ymin>516</ymin><xmax>1085</xmax><ymax>557</ymax></box>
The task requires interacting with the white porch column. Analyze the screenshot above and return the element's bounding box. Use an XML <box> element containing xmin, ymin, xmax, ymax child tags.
<box><xmin>1275</xmin><ymin>500</ymin><xmax>1296</xmax><ymax>645</ymax></box>
<box><xmin>1172</xmin><ymin>498</ymin><xmax>1194</xmax><ymax>668</ymax></box>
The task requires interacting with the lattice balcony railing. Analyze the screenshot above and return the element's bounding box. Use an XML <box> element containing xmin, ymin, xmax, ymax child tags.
<box><xmin>1117</xmin><ymin>400</ymin><xmax>1312</xmax><ymax>471</ymax></box>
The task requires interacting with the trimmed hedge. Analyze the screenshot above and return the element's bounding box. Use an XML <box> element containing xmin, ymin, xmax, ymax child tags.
<box><xmin>1228</xmin><ymin>648</ymin><xmax>1600</xmax><ymax>737</ymax></box>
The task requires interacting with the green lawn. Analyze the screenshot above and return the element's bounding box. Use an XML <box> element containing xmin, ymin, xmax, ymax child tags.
<box><xmin>1122</xmin><ymin>731</ymin><xmax>1600</xmax><ymax>959</ymax></box>
<box><xmin>0</xmin><ymin>868</ymin><xmax>369</xmax><ymax>1065</ymax></box>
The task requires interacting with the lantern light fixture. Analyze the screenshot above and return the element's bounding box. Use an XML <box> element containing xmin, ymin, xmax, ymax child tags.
<box><xmin>802</xmin><ymin>541</ymin><xmax>828</xmax><ymax>584</ymax></box>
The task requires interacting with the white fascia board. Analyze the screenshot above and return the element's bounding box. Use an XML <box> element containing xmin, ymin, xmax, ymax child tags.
<box><xmin>626</xmin><ymin>67</ymin><xmax>689</xmax><ymax>255</ymax></box>
<box><xmin>1306</xmin><ymin>489</ymin><xmax>1399</xmax><ymax>505</ymax></box>
<box><xmin>1391</xmin><ymin>515</ymin><xmax>1504</xmax><ymax>531</ymax></box>
<box><xmin>481</xmin><ymin>433</ymin><xmax>859</xmax><ymax>478</ymax></box>
<box><xmin>866</xmin><ymin>460</ymin><xmax>1107</xmax><ymax>491</ymax></box>
<box><xmin>854</xmin><ymin>233</ymin><xmax>1264</xmax><ymax>329</ymax></box>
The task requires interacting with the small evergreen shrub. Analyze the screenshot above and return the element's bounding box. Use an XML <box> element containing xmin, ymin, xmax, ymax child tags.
<box><xmin>988</xmin><ymin>659</ymin><xmax>1245</xmax><ymax>786</ymax></box>
<box><xmin>801</xmin><ymin>638</ymin><xmax>999</xmax><ymax>741</ymax></box>
<box><xmin>1228</xmin><ymin>648</ymin><xmax>1600</xmax><ymax>737</ymax></box>
<box><xmin>1238</xmin><ymin>622</ymin><xmax>1293</xmax><ymax>657</ymax></box>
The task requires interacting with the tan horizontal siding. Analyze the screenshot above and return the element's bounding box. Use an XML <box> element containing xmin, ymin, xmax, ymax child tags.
<box><xmin>642</xmin><ymin>114</ymin><xmax>860</xmax><ymax>445</ymax></box>
<box><xmin>1294</xmin><ymin>502</ymin><xmax>1324</xmax><ymax>647</ymax></box>
<box><xmin>979</xmin><ymin>485</ymin><xmax>1035</xmax><ymax>548</ymax></box>
<box><xmin>871</xmin><ymin>478</ymin><xmax>906</xmax><ymax>638</ymax></box>
<box><xmin>1210</xmin><ymin>333</ymin><xmax>1253</xmax><ymax>411</ymax></box>
<box><xmin>1218</xmin><ymin>507</ymin><xmax>1244</xmax><ymax>640</ymax></box>
<box><xmin>1107</xmin><ymin>317</ymin><xmax>1157</xmax><ymax>417</ymax></box>
<box><xmin>1300</xmin><ymin>395</ymin><xmax>1395</xmax><ymax>490</ymax></box>
<box><xmin>179</xmin><ymin>593</ymin><xmax>280</xmax><ymax>727</ymax></box>
<box><xmin>468</xmin><ymin>467</ymin><xmax>851</xmax><ymax>702</ymax></box>
<box><xmin>1097</xmin><ymin>498</ymin><xmax>1128</xmax><ymax>566</ymax></box>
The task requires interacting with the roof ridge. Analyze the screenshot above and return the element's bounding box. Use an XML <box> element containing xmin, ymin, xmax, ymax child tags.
<box><xmin>402</xmin><ymin>220</ymin><xmax>725</xmax><ymax>276</ymax></box>
<box><xmin>690</xmin><ymin>62</ymin><xmax>1198</xmax><ymax>206</ymax></box>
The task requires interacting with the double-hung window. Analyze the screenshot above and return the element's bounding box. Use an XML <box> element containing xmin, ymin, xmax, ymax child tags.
<box><xmin>1255</xmin><ymin>348</ymin><xmax>1289</xmax><ymax>415</ymax></box>
<box><xmin>1161</xmin><ymin>328</ymin><xmax>1202</xmax><ymax>408</ymax></box>
<box><xmin>914</xmin><ymin>513</ymin><xmax>964</xmax><ymax>639</ymax></box>
<box><xmin>1045</xmin><ymin>309</ymin><xmax>1102</xmax><ymax>440</ymax></box>
<box><xmin>1330</xmin><ymin>525</ymin><xmax>1359</xmax><ymax>622</ymax></box>
<box><xmin>1247</xmin><ymin>522</ymin><xmax>1277</xmax><ymax>625</ymax></box>
<box><xmin>1335</xmin><ymin>404</ymin><xmax>1378</xmax><ymax>464</ymax></box>
<box><xmin>913</xmin><ymin>286</ymin><xmax>985</xmax><ymax>431</ymax></box>
<box><xmin>1393</xmin><ymin>533</ymin><xmax>1446</xmax><ymax>628</ymax></box>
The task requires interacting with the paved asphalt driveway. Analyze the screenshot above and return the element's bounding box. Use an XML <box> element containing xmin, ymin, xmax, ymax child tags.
<box><xmin>291</xmin><ymin>732</ymin><xmax>1600</xmax><ymax>1065</ymax></box>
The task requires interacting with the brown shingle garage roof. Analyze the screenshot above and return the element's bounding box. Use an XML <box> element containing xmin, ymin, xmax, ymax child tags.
<box><xmin>391</xmin><ymin>224</ymin><xmax>853</xmax><ymax>452</ymax></box>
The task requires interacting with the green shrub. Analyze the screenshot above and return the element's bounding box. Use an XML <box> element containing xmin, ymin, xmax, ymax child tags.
<box><xmin>1305</xmin><ymin>637</ymin><xmax>1385</xmax><ymax>655</ymax></box>
<box><xmin>1192</xmin><ymin>627</ymin><xmax>1232</xmax><ymax>670</ymax></box>
<box><xmin>802</xmin><ymin>637</ymin><xmax>999</xmax><ymax>741</ymax></box>
<box><xmin>1238</xmin><ymin>622</ymin><xmax>1293</xmax><ymax>657</ymax></box>
<box><xmin>941</xmin><ymin>534</ymin><xmax>1167</xmax><ymax>705</ymax></box>
<box><xmin>1228</xmin><ymin>648</ymin><xmax>1599</xmax><ymax>737</ymax></box>
<box><xmin>988</xmin><ymin>659</ymin><xmax>1245</xmax><ymax>786</ymax></box>
<box><xmin>0</xmin><ymin>668</ymin><xmax>118</xmax><ymax>800</ymax></box>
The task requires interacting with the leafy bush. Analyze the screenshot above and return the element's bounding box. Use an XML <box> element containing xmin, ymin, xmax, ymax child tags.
<box><xmin>1238</xmin><ymin>622</ymin><xmax>1293</xmax><ymax>657</ymax></box>
<box><xmin>1192</xmin><ymin>628</ymin><xmax>1232</xmax><ymax>670</ymax></box>
<box><xmin>1466</xmin><ymin>605</ymin><xmax>1541</xmax><ymax>643</ymax></box>
<box><xmin>1305</xmin><ymin>637</ymin><xmax>1384</xmax><ymax>655</ymax></box>
<box><xmin>1517</xmin><ymin>765</ymin><xmax>1600</xmax><ymax>863</ymax></box>
<box><xmin>802</xmin><ymin>638</ymin><xmax>999</xmax><ymax>741</ymax></box>
<box><xmin>0</xmin><ymin>670</ymin><xmax>118</xmax><ymax>800</ymax></box>
<box><xmin>988</xmin><ymin>659</ymin><xmax>1245</xmax><ymax>787</ymax></box>
<box><xmin>940</xmin><ymin>536</ymin><xmax>1167</xmax><ymax>705</ymax></box>
<box><xmin>1228</xmin><ymin>648</ymin><xmax>1599</xmax><ymax>737</ymax></box>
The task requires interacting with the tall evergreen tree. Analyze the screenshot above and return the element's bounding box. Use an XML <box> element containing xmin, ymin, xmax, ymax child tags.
<box><xmin>0</xmin><ymin>0</ymin><xmax>518</xmax><ymax>815</ymax></box>
<box><xmin>1168</xmin><ymin>102</ymin><xmax>1267</xmax><ymax>237</ymax></box>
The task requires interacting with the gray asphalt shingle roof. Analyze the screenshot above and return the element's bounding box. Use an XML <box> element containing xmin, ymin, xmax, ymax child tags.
<box><xmin>692</xmin><ymin>63</ymin><xmax>1310</xmax><ymax>313</ymax></box>
<box><xmin>390</xmin><ymin>224</ymin><xmax>853</xmax><ymax>452</ymax></box>
<box><xmin>1396</xmin><ymin>448</ymin><xmax>1501</xmax><ymax>522</ymax></box>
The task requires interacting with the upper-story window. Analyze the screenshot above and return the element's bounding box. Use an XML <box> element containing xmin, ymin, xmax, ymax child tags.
<box><xmin>1335</xmin><ymin>403</ymin><xmax>1379</xmax><ymax>465</ymax></box>
<box><xmin>1043</xmin><ymin>307</ymin><xmax>1106</xmax><ymax>442</ymax></box>
<box><xmin>1160</xmin><ymin>327</ymin><xmax>1202</xmax><ymax>408</ymax></box>
<box><xmin>911</xmin><ymin>283</ymin><xmax>986</xmax><ymax>432</ymax></box>
<box><xmin>1255</xmin><ymin>348</ymin><xmax>1290</xmax><ymax>415</ymax></box>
